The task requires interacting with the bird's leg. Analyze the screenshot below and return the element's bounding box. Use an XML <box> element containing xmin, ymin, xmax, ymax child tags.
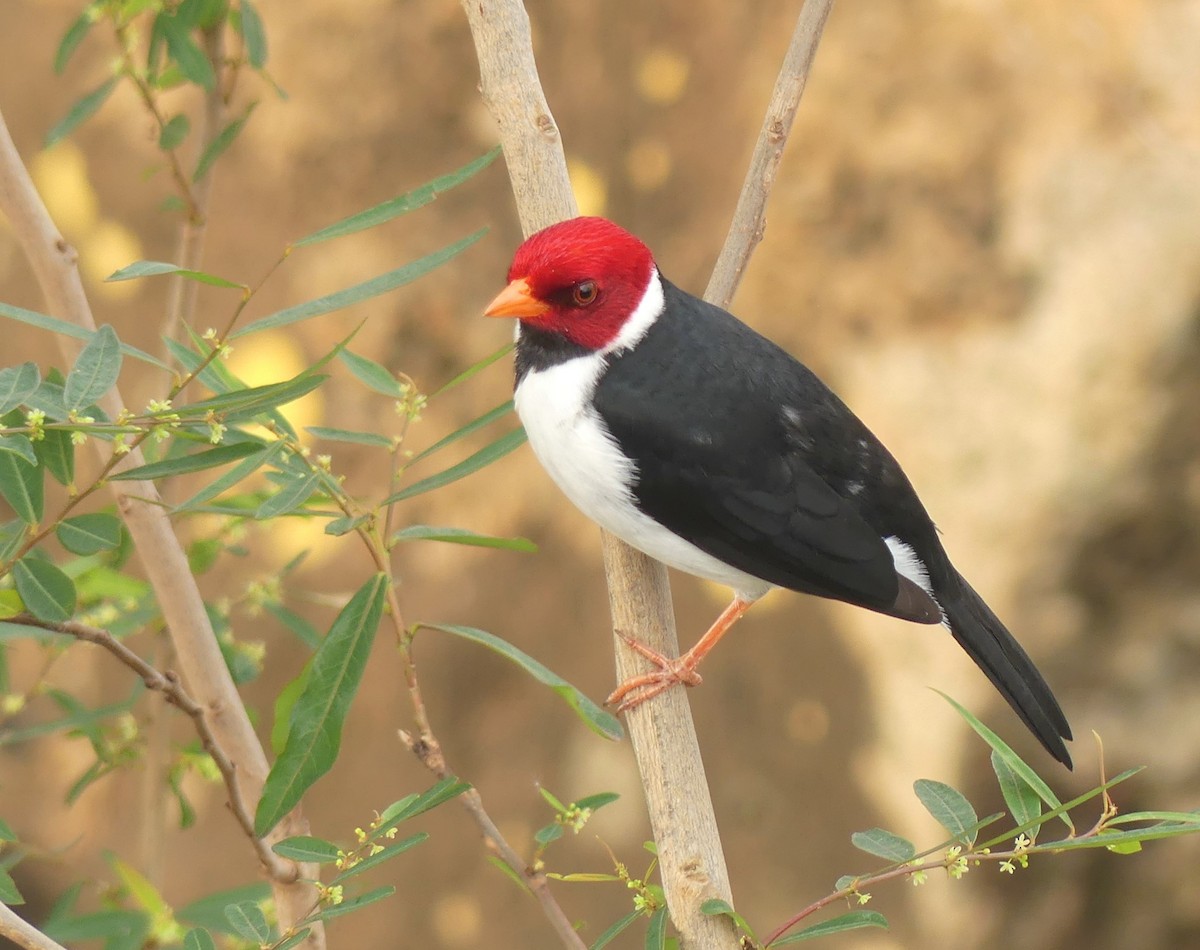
<box><xmin>606</xmin><ymin>596</ymin><xmax>755</xmax><ymax>712</ymax></box>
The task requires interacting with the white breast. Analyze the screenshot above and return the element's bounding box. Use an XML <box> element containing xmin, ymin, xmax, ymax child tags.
<box><xmin>514</xmin><ymin>272</ymin><xmax>772</xmax><ymax>601</ymax></box>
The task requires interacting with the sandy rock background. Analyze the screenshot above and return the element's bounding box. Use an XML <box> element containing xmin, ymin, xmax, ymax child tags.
<box><xmin>1</xmin><ymin>1</ymin><xmax>1199</xmax><ymax>947</ymax></box>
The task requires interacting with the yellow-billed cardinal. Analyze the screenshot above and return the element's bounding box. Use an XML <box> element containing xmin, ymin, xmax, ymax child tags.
<box><xmin>485</xmin><ymin>216</ymin><xmax>1072</xmax><ymax>767</ymax></box>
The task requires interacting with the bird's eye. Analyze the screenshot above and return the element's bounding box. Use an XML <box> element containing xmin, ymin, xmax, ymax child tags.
<box><xmin>572</xmin><ymin>280</ymin><xmax>598</xmax><ymax>306</ymax></box>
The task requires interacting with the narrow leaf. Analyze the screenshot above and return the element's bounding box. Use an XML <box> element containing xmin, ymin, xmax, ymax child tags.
<box><xmin>408</xmin><ymin>400</ymin><xmax>513</xmax><ymax>464</ymax></box>
<box><xmin>182</xmin><ymin>375</ymin><xmax>325</xmax><ymax>417</ymax></box>
<box><xmin>391</xmin><ymin>524</ymin><xmax>536</xmax><ymax>553</ymax></box>
<box><xmin>271</xmin><ymin>664</ymin><xmax>310</xmax><ymax>755</ymax></box>
<box><xmin>234</xmin><ymin>229</ymin><xmax>487</xmax><ymax>338</ymax></box>
<box><xmin>991</xmin><ymin>749</ymin><xmax>1041</xmax><ymax>831</ymax></box>
<box><xmin>239</xmin><ymin>0</ymin><xmax>267</xmax><ymax>67</ymax></box>
<box><xmin>223</xmin><ymin>902</ymin><xmax>269</xmax><ymax>943</ymax></box>
<box><xmin>0</xmin><ymin>362</ymin><xmax>40</xmax><ymax>414</ymax></box>
<box><xmin>106</xmin><ymin>260</ymin><xmax>244</xmax><ymax>289</ymax></box>
<box><xmin>325</xmin><ymin>514</ymin><xmax>368</xmax><ymax>536</ymax></box>
<box><xmin>700</xmin><ymin>899</ymin><xmax>755</xmax><ymax>940</ymax></box>
<box><xmin>306</xmin><ymin>885</ymin><xmax>394</xmax><ymax>923</ymax></box>
<box><xmin>331</xmin><ymin>832</ymin><xmax>427</xmax><ymax>882</ymax></box>
<box><xmin>173</xmin><ymin>443</ymin><xmax>279</xmax><ymax>512</ymax></box>
<box><xmin>55</xmin><ymin>9</ymin><xmax>96</xmax><ymax>74</ymax></box>
<box><xmin>419</xmin><ymin>623</ymin><xmax>621</xmax><ymax>740</ymax></box>
<box><xmin>378</xmin><ymin>777</ymin><xmax>470</xmax><ymax>828</ymax></box>
<box><xmin>0</xmin><ymin>435</ymin><xmax>37</xmax><ymax>466</ymax></box>
<box><xmin>273</xmin><ymin>929</ymin><xmax>312</xmax><ymax>950</ymax></box>
<box><xmin>913</xmin><ymin>779</ymin><xmax>979</xmax><ymax>845</ymax></box>
<box><xmin>45</xmin><ymin>77</ymin><xmax>117</xmax><ymax>147</ymax></box>
<box><xmin>338</xmin><ymin>349</ymin><xmax>405</xmax><ymax>397</ymax></box>
<box><xmin>193</xmin><ymin>106</ymin><xmax>254</xmax><ymax>181</ymax></box>
<box><xmin>431</xmin><ymin>342</ymin><xmax>513</xmax><ymax>397</ymax></box>
<box><xmin>305</xmin><ymin>425</ymin><xmax>392</xmax><ymax>448</ymax></box>
<box><xmin>13</xmin><ymin>557</ymin><xmax>76</xmax><ymax>623</ymax></box>
<box><xmin>255</xmin><ymin>472</ymin><xmax>319</xmax><ymax>518</ymax></box>
<box><xmin>0</xmin><ymin>302</ymin><xmax>165</xmax><ymax>368</ymax></box>
<box><xmin>1107</xmin><ymin>810</ymin><xmax>1200</xmax><ymax>826</ymax></box>
<box><xmin>57</xmin><ymin>513</ymin><xmax>122</xmax><ymax>555</ymax></box>
<box><xmin>645</xmin><ymin>906</ymin><xmax>668</xmax><ymax>950</ymax></box>
<box><xmin>849</xmin><ymin>828</ymin><xmax>915</xmax><ymax>863</ymax></box>
<box><xmin>590</xmin><ymin>910</ymin><xmax>642</xmax><ymax>950</ymax></box>
<box><xmin>108</xmin><ymin>441</ymin><xmax>265</xmax><ymax>481</ymax></box>
<box><xmin>935</xmin><ymin>691</ymin><xmax>1070</xmax><ymax>830</ymax></box>
<box><xmin>64</xmin><ymin>324</ymin><xmax>122</xmax><ymax>410</ymax></box>
<box><xmin>384</xmin><ymin>427</ymin><xmax>526</xmax><ymax>504</ymax></box>
<box><xmin>771</xmin><ymin>911</ymin><xmax>888</xmax><ymax>945</ymax></box>
<box><xmin>271</xmin><ymin>836</ymin><xmax>341</xmax><ymax>864</ymax></box>
<box><xmin>162</xmin><ymin>17</ymin><xmax>215</xmax><ymax>90</ymax></box>
<box><xmin>294</xmin><ymin>149</ymin><xmax>499</xmax><ymax>247</ymax></box>
<box><xmin>176</xmin><ymin>884</ymin><xmax>271</xmax><ymax>935</ymax></box>
<box><xmin>0</xmin><ymin>452</ymin><xmax>43</xmax><ymax>524</ymax></box>
<box><xmin>266</xmin><ymin>603</ymin><xmax>321</xmax><ymax>649</ymax></box>
<box><xmin>0</xmin><ymin>867</ymin><xmax>24</xmax><ymax>905</ymax></box>
<box><xmin>254</xmin><ymin>574</ymin><xmax>388</xmax><ymax>836</ymax></box>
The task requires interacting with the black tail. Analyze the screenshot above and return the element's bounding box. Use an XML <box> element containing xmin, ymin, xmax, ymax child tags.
<box><xmin>940</xmin><ymin>575</ymin><xmax>1073</xmax><ymax>768</ymax></box>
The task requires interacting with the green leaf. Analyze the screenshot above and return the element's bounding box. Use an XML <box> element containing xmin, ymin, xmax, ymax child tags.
<box><xmin>254</xmin><ymin>574</ymin><xmax>389</xmax><ymax>836</ymax></box>
<box><xmin>255</xmin><ymin>472</ymin><xmax>319</xmax><ymax>518</ymax></box>
<box><xmin>57</xmin><ymin>513</ymin><xmax>122</xmax><ymax>555</ymax></box>
<box><xmin>0</xmin><ymin>362</ymin><xmax>40</xmax><ymax>414</ymax></box>
<box><xmin>43</xmin><ymin>909</ymin><xmax>145</xmax><ymax>943</ymax></box>
<box><xmin>108</xmin><ymin>855</ymin><xmax>173</xmax><ymax>927</ymax></box>
<box><xmin>849</xmin><ymin>828</ymin><xmax>915</xmax><ymax>863</ymax></box>
<box><xmin>266</xmin><ymin>603</ymin><xmax>321</xmax><ymax>649</ymax></box>
<box><xmin>575</xmin><ymin>792</ymin><xmax>620</xmax><ymax>812</ymax></box>
<box><xmin>378</xmin><ymin>777</ymin><xmax>470</xmax><ymax>828</ymax></box>
<box><xmin>45</xmin><ymin>77</ymin><xmax>118</xmax><ymax>147</ymax></box>
<box><xmin>182</xmin><ymin>374</ymin><xmax>326</xmax><ymax>418</ymax></box>
<box><xmin>385</xmin><ymin>427</ymin><xmax>526</xmax><ymax>504</ymax></box>
<box><xmin>108</xmin><ymin>441</ymin><xmax>265</xmax><ymax>481</ymax></box>
<box><xmin>106</xmin><ymin>260</ymin><xmax>244</xmax><ymax>289</ymax></box>
<box><xmin>271</xmin><ymin>836</ymin><xmax>342</xmax><ymax>864</ymax></box>
<box><xmin>408</xmin><ymin>400</ymin><xmax>513</xmax><ymax>464</ymax></box>
<box><xmin>325</xmin><ymin>514</ymin><xmax>368</xmax><ymax>536</ymax></box>
<box><xmin>161</xmin><ymin>15</ymin><xmax>215</xmax><ymax>90</ymax></box>
<box><xmin>234</xmin><ymin>229</ymin><xmax>487</xmax><ymax>338</ymax></box>
<box><xmin>935</xmin><ymin>691</ymin><xmax>1070</xmax><ymax>830</ymax></box>
<box><xmin>331</xmin><ymin>832</ymin><xmax>428</xmax><ymax>882</ymax></box>
<box><xmin>182</xmin><ymin>928</ymin><xmax>216</xmax><ymax>950</ymax></box>
<box><xmin>645</xmin><ymin>906</ymin><xmax>668</xmax><ymax>950</ymax></box>
<box><xmin>0</xmin><ymin>818</ymin><xmax>15</xmax><ymax>841</ymax></box>
<box><xmin>306</xmin><ymin>885</ymin><xmax>394</xmax><ymax>923</ymax></box>
<box><xmin>176</xmin><ymin>883</ymin><xmax>271</xmax><ymax>935</ymax></box>
<box><xmin>35</xmin><ymin>428</ymin><xmax>75</xmax><ymax>486</ymax></box>
<box><xmin>535</xmin><ymin>824</ymin><xmax>564</xmax><ymax>846</ymax></box>
<box><xmin>1099</xmin><ymin>827</ymin><xmax>1143</xmax><ymax>854</ymax></box>
<box><xmin>0</xmin><ymin>866</ymin><xmax>23</xmax><ymax>905</ymax></box>
<box><xmin>770</xmin><ymin>910</ymin><xmax>889</xmax><ymax>945</ymax></box>
<box><xmin>294</xmin><ymin>149</ymin><xmax>499</xmax><ymax>247</ymax></box>
<box><xmin>0</xmin><ymin>435</ymin><xmax>37</xmax><ymax>466</ymax></box>
<box><xmin>913</xmin><ymin>779</ymin><xmax>979</xmax><ymax>845</ymax></box>
<box><xmin>338</xmin><ymin>349</ymin><xmax>406</xmax><ymax>397</ymax></box>
<box><xmin>223</xmin><ymin>901</ymin><xmax>269</xmax><ymax>943</ymax></box>
<box><xmin>419</xmin><ymin>623</ymin><xmax>622</xmax><ymax>740</ymax></box>
<box><xmin>0</xmin><ymin>452</ymin><xmax>43</xmax><ymax>523</ymax></box>
<box><xmin>700</xmin><ymin>899</ymin><xmax>755</xmax><ymax>940</ymax></box>
<box><xmin>193</xmin><ymin>105</ymin><xmax>255</xmax><ymax>181</ymax></box>
<box><xmin>271</xmin><ymin>663</ymin><xmax>310</xmax><ymax>755</ymax></box>
<box><xmin>158</xmin><ymin>114</ymin><xmax>190</xmax><ymax>150</ymax></box>
<box><xmin>239</xmin><ymin>0</ymin><xmax>268</xmax><ymax>67</ymax></box>
<box><xmin>1107</xmin><ymin>810</ymin><xmax>1200</xmax><ymax>826</ymax></box>
<box><xmin>64</xmin><ymin>324</ymin><xmax>122</xmax><ymax>410</ymax></box>
<box><xmin>991</xmin><ymin>749</ymin><xmax>1041</xmax><ymax>832</ymax></box>
<box><xmin>55</xmin><ymin>9</ymin><xmax>96</xmax><ymax>74</ymax></box>
<box><xmin>391</xmin><ymin>524</ymin><xmax>536</xmax><ymax>553</ymax></box>
<box><xmin>431</xmin><ymin>342</ymin><xmax>513</xmax><ymax>397</ymax></box>
<box><xmin>273</xmin><ymin>929</ymin><xmax>313</xmax><ymax>950</ymax></box>
<box><xmin>591</xmin><ymin>910</ymin><xmax>643</xmax><ymax>950</ymax></box>
<box><xmin>0</xmin><ymin>302</ymin><xmax>167</xmax><ymax>369</ymax></box>
<box><xmin>304</xmin><ymin>425</ymin><xmax>392</xmax><ymax>448</ymax></box>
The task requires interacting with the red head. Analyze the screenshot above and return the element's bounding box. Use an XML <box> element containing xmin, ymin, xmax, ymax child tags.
<box><xmin>484</xmin><ymin>217</ymin><xmax>656</xmax><ymax>350</ymax></box>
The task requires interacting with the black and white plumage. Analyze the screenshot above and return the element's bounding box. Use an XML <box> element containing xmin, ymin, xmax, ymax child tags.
<box><xmin>486</xmin><ymin>216</ymin><xmax>1072</xmax><ymax>767</ymax></box>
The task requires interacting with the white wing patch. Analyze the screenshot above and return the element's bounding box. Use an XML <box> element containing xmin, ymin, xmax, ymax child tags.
<box><xmin>884</xmin><ymin>535</ymin><xmax>934</xmax><ymax>596</ymax></box>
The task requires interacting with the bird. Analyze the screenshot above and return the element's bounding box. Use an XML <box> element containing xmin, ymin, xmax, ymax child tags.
<box><xmin>484</xmin><ymin>215</ymin><xmax>1072</xmax><ymax>767</ymax></box>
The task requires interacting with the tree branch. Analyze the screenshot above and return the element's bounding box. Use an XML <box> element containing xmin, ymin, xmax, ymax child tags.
<box><xmin>0</xmin><ymin>903</ymin><xmax>68</xmax><ymax>950</ymax></box>
<box><xmin>0</xmin><ymin>107</ymin><xmax>324</xmax><ymax>949</ymax></box>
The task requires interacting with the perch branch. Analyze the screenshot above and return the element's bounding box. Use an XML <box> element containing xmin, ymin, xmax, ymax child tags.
<box><xmin>0</xmin><ymin>107</ymin><xmax>324</xmax><ymax>949</ymax></box>
<box><xmin>0</xmin><ymin>904</ymin><xmax>68</xmax><ymax>950</ymax></box>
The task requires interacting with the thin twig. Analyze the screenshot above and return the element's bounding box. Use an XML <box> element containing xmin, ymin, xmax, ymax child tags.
<box><xmin>705</xmin><ymin>0</ymin><xmax>835</xmax><ymax>310</ymax></box>
<box><xmin>0</xmin><ymin>106</ymin><xmax>325</xmax><ymax>949</ymax></box>
<box><xmin>9</xmin><ymin>615</ymin><xmax>298</xmax><ymax>882</ymax></box>
<box><xmin>0</xmin><ymin>903</ymin><xmax>68</xmax><ymax>950</ymax></box>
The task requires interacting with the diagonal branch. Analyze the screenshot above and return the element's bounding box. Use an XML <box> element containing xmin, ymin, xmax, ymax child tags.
<box><xmin>0</xmin><ymin>903</ymin><xmax>68</xmax><ymax>950</ymax></box>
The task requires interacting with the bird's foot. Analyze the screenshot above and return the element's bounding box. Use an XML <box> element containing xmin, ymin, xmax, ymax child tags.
<box><xmin>606</xmin><ymin>632</ymin><xmax>703</xmax><ymax>712</ymax></box>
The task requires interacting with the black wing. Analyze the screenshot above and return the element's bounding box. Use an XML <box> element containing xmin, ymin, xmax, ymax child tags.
<box><xmin>594</xmin><ymin>279</ymin><xmax>941</xmax><ymax>622</ymax></box>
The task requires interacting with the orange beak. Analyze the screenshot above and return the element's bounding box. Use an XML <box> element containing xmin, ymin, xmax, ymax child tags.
<box><xmin>483</xmin><ymin>277</ymin><xmax>551</xmax><ymax>319</ymax></box>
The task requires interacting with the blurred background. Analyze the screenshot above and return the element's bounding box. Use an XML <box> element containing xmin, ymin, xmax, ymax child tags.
<box><xmin>2</xmin><ymin>0</ymin><xmax>1199</xmax><ymax>947</ymax></box>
